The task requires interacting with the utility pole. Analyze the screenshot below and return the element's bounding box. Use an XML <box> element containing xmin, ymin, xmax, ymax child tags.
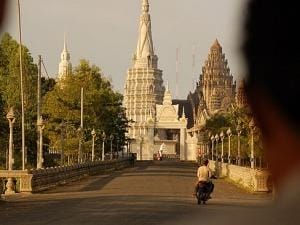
<box><xmin>192</xmin><ymin>45</ymin><xmax>196</xmax><ymax>90</ymax></box>
<box><xmin>37</xmin><ymin>55</ymin><xmax>42</xmax><ymax>168</ymax></box>
<box><xmin>18</xmin><ymin>0</ymin><xmax>26</xmax><ymax>170</ymax></box>
<box><xmin>81</xmin><ymin>87</ymin><xmax>83</xmax><ymax>128</ymax></box>
<box><xmin>176</xmin><ymin>48</ymin><xmax>179</xmax><ymax>99</ymax></box>
<box><xmin>78</xmin><ymin>87</ymin><xmax>84</xmax><ymax>163</ymax></box>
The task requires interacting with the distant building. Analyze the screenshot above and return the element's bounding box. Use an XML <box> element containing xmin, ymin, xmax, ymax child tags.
<box><xmin>236</xmin><ymin>79</ymin><xmax>248</xmax><ymax>108</ymax></box>
<box><xmin>123</xmin><ymin>0</ymin><xmax>164</xmax><ymax>140</ymax></box>
<box><xmin>123</xmin><ymin>0</ymin><xmax>191</xmax><ymax>161</ymax></box>
<box><xmin>123</xmin><ymin>1</ymin><xmax>240</xmax><ymax>161</ymax></box>
<box><xmin>188</xmin><ymin>39</ymin><xmax>236</xmax><ymax>130</ymax></box>
<box><xmin>58</xmin><ymin>35</ymin><xmax>72</xmax><ymax>80</ymax></box>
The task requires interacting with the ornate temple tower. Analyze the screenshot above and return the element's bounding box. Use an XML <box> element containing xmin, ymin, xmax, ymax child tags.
<box><xmin>58</xmin><ymin>35</ymin><xmax>72</xmax><ymax>80</ymax></box>
<box><xmin>123</xmin><ymin>0</ymin><xmax>165</xmax><ymax>138</ymax></box>
<box><xmin>236</xmin><ymin>79</ymin><xmax>248</xmax><ymax>108</ymax></box>
<box><xmin>198</xmin><ymin>39</ymin><xmax>236</xmax><ymax>113</ymax></box>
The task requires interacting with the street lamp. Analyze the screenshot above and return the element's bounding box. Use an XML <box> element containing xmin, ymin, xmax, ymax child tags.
<box><xmin>17</xmin><ymin>0</ymin><xmax>26</xmax><ymax>171</ymax></box>
<box><xmin>60</xmin><ymin>120</ymin><xmax>66</xmax><ymax>166</ymax></box>
<box><xmin>6</xmin><ymin>107</ymin><xmax>16</xmax><ymax>194</ymax></box>
<box><xmin>249</xmin><ymin>118</ymin><xmax>256</xmax><ymax>169</ymax></box>
<box><xmin>220</xmin><ymin>131</ymin><xmax>225</xmax><ymax>163</ymax></box>
<box><xmin>77</xmin><ymin>127</ymin><xmax>83</xmax><ymax>163</ymax></box>
<box><xmin>116</xmin><ymin>137</ymin><xmax>120</xmax><ymax>159</ymax></box>
<box><xmin>227</xmin><ymin>128</ymin><xmax>232</xmax><ymax>164</ymax></box>
<box><xmin>210</xmin><ymin>135</ymin><xmax>215</xmax><ymax>161</ymax></box>
<box><xmin>236</xmin><ymin>122</ymin><xmax>242</xmax><ymax>166</ymax></box>
<box><xmin>215</xmin><ymin>134</ymin><xmax>220</xmax><ymax>161</ymax></box>
<box><xmin>37</xmin><ymin>116</ymin><xmax>45</xmax><ymax>169</ymax></box>
<box><xmin>110</xmin><ymin>134</ymin><xmax>114</xmax><ymax>160</ymax></box>
<box><xmin>205</xmin><ymin>132</ymin><xmax>210</xmax><ymax>156</ymax></box>
<box><xmin>91</xmin><ymin>129</ymin><xmax>96</xmax><ymax>162</ymax></box>
<box><xmin>102</xmin><ymin>131</ymin><xmax>106</xmax><ymax>161</ymax></box>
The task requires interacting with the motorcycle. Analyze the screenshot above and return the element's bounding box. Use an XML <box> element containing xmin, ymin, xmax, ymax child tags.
<box><xmin>196</xmin><ymin>181</ymin><xmax>212</xmax><ymax>205</ymax></box>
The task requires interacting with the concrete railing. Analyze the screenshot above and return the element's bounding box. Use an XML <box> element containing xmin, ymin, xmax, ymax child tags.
<box><xmin>0</xmin><ymin>158</ymin><xmax>132</xmax><ymax>194</ymax></box>
<box><xmin>209</xmin><ymin>160</ymin><xmax>271</xmax><ymax>192</ymax></box>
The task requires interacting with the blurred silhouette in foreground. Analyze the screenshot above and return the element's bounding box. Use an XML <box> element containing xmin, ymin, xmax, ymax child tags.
<box><xmin>0</xmin><ymin>0</ymin><xmax>6</xmax><ymax>29</ymax></box>
<box><xmin>244</xmin><ymin>0</ymin><xmax>300</xmax><ymax>190</ymax></box>
<box><xmin>170</xmin><ymin>0</ymin><xmax>300</xmax><ymax>224</ymax></box>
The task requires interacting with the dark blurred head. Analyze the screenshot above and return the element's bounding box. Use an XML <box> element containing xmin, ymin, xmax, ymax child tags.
<box><xmin>243</xmin><ymin>0</ymin><xmax>300</xmax><ymax>132</ymax></box>
<box><xmin>202</xmin><ymin>158</ymin><xmax>209</xmax><ymax>166</ymax></box>
<box><xmin>0</xmin><ymin>0</ymin><xmax>6</xmax><ymax>28</ymax></box>
<box><xmin>243</xmin><ymin>0</ymin><xmax>300</xmax><ymax>185</ymax></box>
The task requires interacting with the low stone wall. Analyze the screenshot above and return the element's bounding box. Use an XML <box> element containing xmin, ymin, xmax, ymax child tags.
<box><xmin>209</xmin><ymin>160</ymin><xmax>270</xmax><ymax>192</ymax></box>
<box><xmin>0</xmin><ymin>159</ymin><xmax>131</xmax><ymax>194</ymax></box>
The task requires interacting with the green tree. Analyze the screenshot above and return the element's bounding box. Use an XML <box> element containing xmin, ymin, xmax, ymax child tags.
<box><xmin>204</xmin><ymin>106</ymin><xmax>264</xmax><ymax>161</ymax></box>
<box><xmin>43</xmin><ymin>59</ymin><xmax>128</xmax><ymax>163</ymax></box>
<box><xmin>0</xmin><ymin>32</ymin><xmax>39</xmax><ymax>169</ymax></box>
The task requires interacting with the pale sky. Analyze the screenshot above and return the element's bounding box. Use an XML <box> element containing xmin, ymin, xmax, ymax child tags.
<box><xmin>1</xmin><ymin>0</ymin><xmax>247</xmax><ymax>99</ymax></box>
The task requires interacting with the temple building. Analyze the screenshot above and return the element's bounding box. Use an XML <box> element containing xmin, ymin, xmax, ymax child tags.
<box><xmin>123</xmin><ymin>0</ymin><xmax>164</xmax><ymax>139</ymax></box>
<box><xmin>188</xmin><ymin>39</ymin><xmax>236</xmax><ymax>131</ymax></box>
<box><xmin>123</xmin><ymin>0</ymin><xmax>193</xmax><ymax>160</ymax></box>
<box><xmin>236</xmin><ymin>79</ymin><xmax>248</xmax><ymax>108</ymax></box>
<box><xmin>58</xmin><ymin>35</ymin><xmax>72</xmax><ymax>80</ymax></box>
<box><xmin>123</xmin><ymin>1</ymin><xmax>239</xmax><ymax>161</ymax></box>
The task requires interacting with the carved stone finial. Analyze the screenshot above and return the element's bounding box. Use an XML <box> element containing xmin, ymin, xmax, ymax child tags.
<box><xmin>142</xmin><ymin>0</ymin><xmax>149</xmax><ymax>13</ymax></box>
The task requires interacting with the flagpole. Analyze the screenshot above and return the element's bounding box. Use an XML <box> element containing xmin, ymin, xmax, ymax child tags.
<box><xmin>17</xmin><ymin>0</ymin><xmax>26</xmax><ymax>170</ymax></box>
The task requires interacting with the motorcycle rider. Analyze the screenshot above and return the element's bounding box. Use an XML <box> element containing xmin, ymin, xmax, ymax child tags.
<box><xmin>194</xmin><ymin>158</ymin><xmax>214</xmax><ymax>198</ymax></box>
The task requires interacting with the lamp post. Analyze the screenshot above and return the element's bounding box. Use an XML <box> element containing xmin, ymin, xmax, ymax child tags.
<box><xmin>17</xmin><ymin>0</ymin><xmax>26</xmax><ymax>171</ymax></box>
<box><xmin>77</xmin><ymin>127</ymin><xmax>83</xmax><ymax>163</ymax></box>
<box><xmin>210</xmin><ymin>135</ymin><xmax>215</xmax><ymax>161</ymax></box>
<box><xmin>102</xmin><ymin>131</ymin><xmax>106</xmax><ymax>161</ymax></box>
<box><xmin>109</xmin><ymin>134</ymin><xmax>114</xmax><ymax>160</ymax></box>
<box><xmin>37</xmin><ymin>116</ymin><xmax>45</xmax><ymax>169</ymax></box>
<box><xmin>205</xmin><ymin>132</ymin><xmax>209</xmax><ymax>157</ymax></box>
<box><xmin>91</xmin><ymin>129</ymin><xmax>96</xmax><ymax>162</ymax></box>
<box><xmin>227</xmin><ymin>128</ymin><xmax>232</xmax><ymax>164</ymax></box>
<box><xmin>220</xmin><ymin>131</ymin><xmax>225</xmax><ymax>163</ymax></box>
<box><xmin>60</xmin><ymin>120</ymin><xmax>66</xmax><ymax>166</ymax></box>
<box><xmin>6</xmin><ymin>107</ymin><xmax>16</xmax><ymax>194</ymax></box>
<box><xmin>249</xmin><ymin>118</ymin><xmax>256</xmax><ymax>169</ymax></box>
<box><xmin>116</xmin><ymin>137</ymin><xmax>120</xmax><ymax>159</ymax></box>
<box><xmin>236</xmin><ymin>123</ymin><xmax>242</xmax><ymax>166</ymax></box>
<box><xmin>215</xmin><ymin>134</ymin><xmax>219</xmax><ymax>161</ymax></box>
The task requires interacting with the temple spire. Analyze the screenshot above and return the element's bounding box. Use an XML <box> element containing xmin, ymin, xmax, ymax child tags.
<box><xmin>63</xmin><ymin>33</ymin><xmax>67</xmax><ymax>52</ymax></box>
<box><xmin>142</xmin><ymin>0</ymin><xmax>149</xmax><ymax>13</ymax></box>
<box><xmin>182</xmin><ymin>107</ymin><xmax>186</xmax><ymax>119</ymax></box>
<box><xmin>134</xmin><ymin>0</ymin><xmax>157</xmax><ymax>68</ymax></box>
<box><xmin>58</xmin><ymin>34</ymin><xmax>72</xmax><ymax>80</ymax></box>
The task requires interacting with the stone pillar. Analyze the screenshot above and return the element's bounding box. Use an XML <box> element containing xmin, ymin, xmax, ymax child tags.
<box><xmin>254</xmin><ymin>170</ymin><xmax>270</xmax><ymax>192</ymax></box>
<box><xmin>145</xmin><ymin>121</ymin><xmax>155</xmax><ymax>160</ymax></box>
<box><xmin>186</xmin><ymin>134</ymin><xmax>198</xmax><ymax>161</ymax></box>
<box><xmin>6</xmin><ymin>107</ymin><xmax>16</xmax><ymax>195</ymax></box>
<box><xmin>180</xmin><ymin>128</ymin><xmax>186</xmax><ymax>160</ymax></box>
<box><xmin>136</xmin><ymin>137</ymin><xmax>142</xmax><ymax>160</ymax></box>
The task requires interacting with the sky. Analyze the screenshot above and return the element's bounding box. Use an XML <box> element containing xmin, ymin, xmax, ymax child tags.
<box><xmin>1</xmin><ymin>0</ymin><xmax>248</xmax><ymax>99</ymax></box>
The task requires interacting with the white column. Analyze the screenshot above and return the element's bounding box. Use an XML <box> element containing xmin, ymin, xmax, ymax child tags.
<box><xmin>180</xmin><ymin>128</ymin><xmax>186</xmax><ymax>160</ymax></box>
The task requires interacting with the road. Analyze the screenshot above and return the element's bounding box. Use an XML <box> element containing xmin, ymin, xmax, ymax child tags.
<box><xmin>0</xmin><ymin>161</ymin><xmax>271</xmax><ymax>225</ymax></box>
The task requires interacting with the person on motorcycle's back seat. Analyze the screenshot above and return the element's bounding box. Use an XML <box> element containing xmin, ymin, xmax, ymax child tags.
<box><xmin>194</xmin><ymin>158</ymin><xmax>214</xmax><ymax>197</ymax></box>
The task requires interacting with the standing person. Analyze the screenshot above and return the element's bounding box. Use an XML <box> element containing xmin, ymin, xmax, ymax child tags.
<box><xmin>159</xmin><ymin>149</ymin><xmax>163</xmax><ymax>161</ymax></box>
<box><xmin>159</xmin><ymin>143</ymin><xmax>164</xmax><ymax>161</ymax></box>
<box><xmin>130</xmin><ymin>153</ymin><xmax>136</xmax><ymax>167</ymax></box>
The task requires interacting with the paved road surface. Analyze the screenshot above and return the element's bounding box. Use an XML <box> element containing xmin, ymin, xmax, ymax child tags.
<box><xmin>0</xmin><ymin>161</ymin><xmax>271</xmax><ymax>225</ymax></box>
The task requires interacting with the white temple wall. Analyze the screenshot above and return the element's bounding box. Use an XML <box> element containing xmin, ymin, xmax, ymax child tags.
<box><xmin>185</xmin><ymin>133</ymin><xmax>198</xmax><ymax>161</ymax></box>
